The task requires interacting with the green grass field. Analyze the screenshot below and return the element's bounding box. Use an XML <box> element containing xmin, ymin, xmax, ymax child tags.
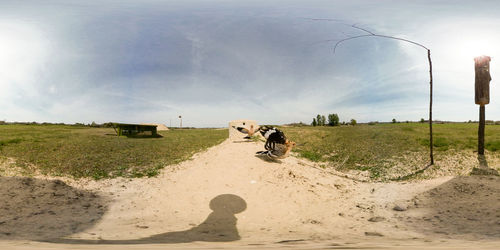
<box><xmin>1</xmin><ymin>123</ymin><xmax>499</xmax><ymax>181</ymax></box>
<box><xmin>0</xmin><ymin>125</ymin><xmax>227</xmax><ymax>179</ymax></box>
<box><xmin>282</xmin><ymin>123</ymin><xmax>500</xmax><ymax>180</ymax></box>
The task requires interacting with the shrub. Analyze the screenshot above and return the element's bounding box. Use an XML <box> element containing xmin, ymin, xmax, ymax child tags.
<box><xmin>328</xmin><ymin>113</ymin><xmax>339</xmax><ymax>126</ymax></box>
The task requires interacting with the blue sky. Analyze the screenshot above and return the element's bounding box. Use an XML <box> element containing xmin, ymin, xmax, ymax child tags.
<box><xmin>1</xmin><ymin>0</ymin><xmax>500</xmax><ymax>127</ymax></box>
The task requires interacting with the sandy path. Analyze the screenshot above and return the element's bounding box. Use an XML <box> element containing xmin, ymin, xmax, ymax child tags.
<box><xmin>0</xmin><ymin>139</ymin><xmax>499</xmax><ymax>249</ymax></box>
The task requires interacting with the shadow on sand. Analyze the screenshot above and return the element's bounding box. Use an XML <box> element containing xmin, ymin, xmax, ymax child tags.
<box><xmin>0</xmin><ymin>177</ymin><xmax>108</xmax><ymax>240</ymax></box>
<box><xmin>254</xmin><ymin>154</ymin><xmax>283</xmax><ymax>164</ymax></box>
<box><xmin>399</xmin><ymin>175</ymin><xmax>500</xmax><ymax>240</ymax></box>
<box><xmin>44</xmin><ymin>194</ymin><xmax>247</xmax><ymax>244</ymax></box>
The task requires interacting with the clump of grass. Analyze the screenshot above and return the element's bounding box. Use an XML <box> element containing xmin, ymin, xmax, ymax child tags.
<box><xmin>419</xmin><ymin>137</ymin><xmax>450</xmax><ymax>151</ymax></box>
<box><xmin>300</xmin><ymin>151</ymin><xmax>322</xmax><ymax>162</ymax></box>
<box><xmin>485</xmin><ymin>141</ymin><xmax>500</xmax><ymax>152</ymax></box>
<box><xmin>0</xmin><ymin>125</ymin><xmax>227</xmax><ymax>179</ymax></box>
<box><xmin>0</xmin><ymin>138</ymin><xmax>23</xmax><ymax>147</ymax></box>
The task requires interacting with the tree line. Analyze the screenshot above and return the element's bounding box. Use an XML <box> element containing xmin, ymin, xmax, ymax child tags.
<box><xmin>311</xmin><ymin>114</ymin><xmax>356</xmax><ymax>126</ymax></box>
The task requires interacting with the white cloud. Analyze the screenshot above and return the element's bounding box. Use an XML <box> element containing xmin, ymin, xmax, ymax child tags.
<box><xmin>0</xmin><ymin>21</ymin><xmax>49</xmax><ymax>98</ymax></box>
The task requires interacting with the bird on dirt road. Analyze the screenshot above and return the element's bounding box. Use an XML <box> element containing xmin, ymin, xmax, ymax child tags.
<box><xmin>233</xmin><ymin>124</ymin><xmax>260</xmax><ymax>139</ymax></box>
<box><xmin>256</xmin><ymin>140</ymin><xmax>296</xmax><ymax>159</ymax></box>
<box><xmin>259</xmin><ymin>126</ymin><xmax>287</xmax><ymax>150</ymax></box>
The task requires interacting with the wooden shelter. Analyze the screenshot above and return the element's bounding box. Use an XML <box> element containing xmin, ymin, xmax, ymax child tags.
<box><xmin>113</xmin><ymin>123</ymin><xmax>158</xmax><ymax>136</ymax></box>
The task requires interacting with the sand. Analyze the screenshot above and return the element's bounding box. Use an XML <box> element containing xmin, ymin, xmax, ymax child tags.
<box><xmin>0</xmin><ymin>139</ymin><xmax>499</xmax><ymax>249</ymax></box>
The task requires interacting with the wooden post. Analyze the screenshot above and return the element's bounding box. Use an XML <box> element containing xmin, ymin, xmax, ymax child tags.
<box><xmin>474</xmin><ymin>56</ymin><xmax>492</xmax><ymax>156</ymax></box>
<box><xmin>478</xmin><ymin>105</ymin><xmax>485</xmax><ymax>155</ymax></box>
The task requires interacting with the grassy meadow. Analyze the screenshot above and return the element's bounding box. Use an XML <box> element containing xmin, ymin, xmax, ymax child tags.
<box><xmin>0</xmin><ymin>124</ymin><xmax>227</xmax><ymax>179</ymax></box>
<box><xmin>1</xmin><ymin>122</ymin><xmax>499</xmax><ymax>181</ymax></box>
<box><xmin>282</xmin><ymin>123</ymin><xmax>500</xmax><ymax>180</ymax></box>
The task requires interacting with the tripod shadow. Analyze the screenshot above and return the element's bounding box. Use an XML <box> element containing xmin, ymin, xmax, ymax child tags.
<box><xmin>43</xmin><ymin>194</ymin><xmax>247</xmax><ymax>244</ymax></box>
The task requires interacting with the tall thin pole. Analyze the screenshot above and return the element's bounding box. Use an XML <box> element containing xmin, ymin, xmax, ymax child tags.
<box><xmin>428</xmin><ymin>49</ymin><xmax>434</xmax><ymax>165</ymax></box>
<box><xmin>331</xmin><ymin>25</ymin><xmax>435</xmax><ymax>166</ymax></box>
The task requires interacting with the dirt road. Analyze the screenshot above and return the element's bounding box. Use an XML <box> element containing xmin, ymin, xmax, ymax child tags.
<box><xmin>1</xmin><ymin>139</ymin><xmax>499</xmax><ymax>249</ymax></box>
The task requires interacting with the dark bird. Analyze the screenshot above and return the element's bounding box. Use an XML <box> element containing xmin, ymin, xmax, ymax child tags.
<box><xmin>256</xmin><ymin>140</ymin><xmax>296</xmax><ymax>159</ymax></box>
<box><xmin>259</xmin><ymin>126</ymin><xmax>287</xmax><ymax>150</ymax></box>
<box><xmin>233</xmin><ymin>124</ymin><xmax>260</xmax><ymax>139</ymax></box>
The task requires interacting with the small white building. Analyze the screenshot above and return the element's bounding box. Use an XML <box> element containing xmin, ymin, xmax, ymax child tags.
<box><xmin>228</xmin><ymin>119</ymin><xmax>258</xmax><ymax>141</ymax></box>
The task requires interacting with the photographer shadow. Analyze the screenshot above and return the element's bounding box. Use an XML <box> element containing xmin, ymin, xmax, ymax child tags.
<box><xmin>44</xmin><ymin>194</ymin><xmax>247</xmax><ymax>244</ymax></box>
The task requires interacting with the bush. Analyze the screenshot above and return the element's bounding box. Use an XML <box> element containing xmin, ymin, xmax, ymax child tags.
<box><xmin>328</xmin><ymin>113</ymin><xmax>339</xmax><ymax>126</ymax></box>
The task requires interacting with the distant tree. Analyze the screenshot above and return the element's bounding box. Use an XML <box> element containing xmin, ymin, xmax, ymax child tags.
<box><xmin>350</xmin><ymin>119</ymin><xmax>357</xmax><ymax>126</ymax></box>
<box><xmin>328</xmin><ymin>113</ymin><xmax>340</xmax><ymax>126</ymax></box>
<box><xmin>420</xmin><ymin>118</ymin><xmax>425</xmax><ymax>123</ymax></box>
<box><xmin>312</xmin><ymin>118</ymin><xmax>317</xmax><ymax>126</ymax></box>
<box><xmin>392</xmin><ymin>118</ymin><xmax>397</xmax><ymax>123</ymax></box>
<box><xmin>316</xmin><ymin>114</ymin><xmax>322</xmax><ymax>126</ymax></box>
<box><xmin>321</xmin><ymin>115</ymin><xmax>326</xmax><ymax>126</ymax></box>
